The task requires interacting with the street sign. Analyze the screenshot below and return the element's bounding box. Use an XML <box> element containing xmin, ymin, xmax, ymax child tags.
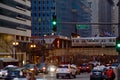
<box><xmin>76</xmin><ymin>25</ymin><xmax>89</xmax><ymax>29</ymax></box>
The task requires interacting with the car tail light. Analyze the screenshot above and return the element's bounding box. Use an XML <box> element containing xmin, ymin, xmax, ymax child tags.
<box><xmin>87</xmin><ymin>67</ymin><xmax>89</xmax><ymax>69</ymax></box>
<box><xmin>79</xmin><ymin>67</ymin><xmax>81</xmax><ymax>69</ymax></box>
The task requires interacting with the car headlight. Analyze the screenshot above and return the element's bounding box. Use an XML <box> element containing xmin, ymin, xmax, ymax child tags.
<box><xmin>42</xmin><ymin>67</ymin><xmax>46</xmax><ymax>70</ymax></box>
<box><xmin>0</xmin><ymin>72</ymin><xmax>2</xmax><ymax>75</ymax></box>
<box><xmin>30</xmin><ymin>68</ymin><xmax>34</xmax><ymax>71</ymax></box>
<box><xmin>49</xmin><ymin>67</ymin><xmax>56</xmax><ymax>72</ymax></box>
<box><xmin>19</xmin><ymin>71</ymin><xmax>23</xmax><ymax>76</ymax></box>
<box><xmin>5</xmin><ymin>72</ymin><xmax>8</xmax><ymax>76</ymax></box>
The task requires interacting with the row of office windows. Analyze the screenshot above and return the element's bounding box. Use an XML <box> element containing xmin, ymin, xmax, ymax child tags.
<box><xmin>33</xmin><ymin>6</ymin><xmax>55</xmax><ymax>11</ymax></box>
<box><xmin>0</xmin><ymin>0</ymin><xmax>30</xmax><ymax>10</ymax></box>
<box><xmin>32</xmin><ymin>12</ymin><xmax>55</xmax><ymax>17</ymax></box>
<box><xmin>0</xmin><ymin>20</ymin><xmax>31</xmax><ymax>30</ymax></box>
<box><xmin>33</xmin><ymin>0</ymin><xmax>55</xmax><ymax>4</ymax></box>
<box><xmin>0</xmin><ymin>8</ymin><xmax>31</xmax><ymax>21</ymax></box>
<box><xmin>32</xmin><ymin>25</ymin><xmax>51</xmax><ymax>31</ymax></box>
<box><xmin>32</xmin><ymin>32</ymin><xmax>52</xmax><ymax>37</ymax></box>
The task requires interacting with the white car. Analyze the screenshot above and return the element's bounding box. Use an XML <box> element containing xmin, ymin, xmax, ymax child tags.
<box><xmin>56</xmin><ymin>64</ymin><xmax>77</xmax><ymax>79</ymax></box>
<box><xmin>0</xmin><ymin>65</ymin><xmax>17</xmax><ymax>78</ymax></box>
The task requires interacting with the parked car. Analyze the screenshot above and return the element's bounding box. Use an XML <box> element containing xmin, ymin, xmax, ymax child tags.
<box><xmin>78</xmin><ymin>63</ymin><xmax>91</xmax><ymax>73</ymax></box>
<box><xmin>56</xmin><ymin>64</ymin><xmax>77</xmax><ymax>79</ymax></box>
<box><xmin>36</xmin><ymin>63</ymin><xmax>48</xmax><ymax>74</ymax></box>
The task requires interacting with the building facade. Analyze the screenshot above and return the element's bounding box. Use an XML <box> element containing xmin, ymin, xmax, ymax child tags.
<box><xmin>31</xmin><ymin>0</ymin><xmax>91</xmax><ymax>38</ymax></box>
<box><xmin>88</xmin><ymin>0</ymin><xmax>118</xmax><ymax>37</ymax></box>
<box><xmin>0</xmin><ymin>0</ymin><xmax>31</xmax><ymax>65</ymax></box>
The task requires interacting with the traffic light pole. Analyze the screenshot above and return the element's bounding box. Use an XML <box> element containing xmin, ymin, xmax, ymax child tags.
<box><xmin>118</xmin><ymin>0</ymin><xmax>120</xmax><ymax>80</ymax></box>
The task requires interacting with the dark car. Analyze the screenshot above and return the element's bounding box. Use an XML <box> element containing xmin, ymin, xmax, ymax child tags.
<box><xmin>0</xmin><ymin>65</ymin><xmax>18</xmax><ymax>78</ymax></box>
<box><xmin>78</xmin><ymin>63</ymin><xmax>91</xmax><ymax>73</ymax></box>
<box><xmin>36</xmin><ymin>63</ymin><xmax>48</xmax><ymax>74</ymax></box>
<box><xmin>22</xmin><ymin>64</ymin><xmax>38</xmax><ymax>75</ymax></box>
<box><xmin>90</xmin><ymin>66</ymin><xmax>106</xmax><ymax>80</ymax></box>
<box><xmin>111</xmin><ymin>62</ymin><xmax>120</xmax><ymax>68</ymax></box>
<box><xmin>4</xmin><ymin>68</ymin><xmax>24</xmax><ymax>80</ymax></box>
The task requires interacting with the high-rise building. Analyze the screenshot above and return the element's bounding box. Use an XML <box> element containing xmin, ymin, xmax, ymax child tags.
<box><xmin>87</xmin><ymin>0</ymin><xmax>99</xmax><ymax>37</ymax></box>
<box><xmin>0</xmin><ymin>0</ymin><xmax>31</xmax><ymax>61</ymax></box>
<box><xmin>31</xmin><ymin>0</ymin><xmax>91</xmax><ymax>38</ymax></box>
<box><xmin>111</xmin><ymin>0</ymin><xmax>119</xmax><ymax>37</ymax></box>
<box><xmin>88</xmin><ymin>0</ymin><xmax>118</xmax><ymax>37</ymax></box>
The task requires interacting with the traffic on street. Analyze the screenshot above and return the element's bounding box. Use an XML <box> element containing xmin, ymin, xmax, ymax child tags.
<box><xmin>0</xmin><ymin>61</ymin><xmax>119</xmax><ymax>80</ymax></box>
<box><xmin>0</xmin><ymin>0</ymin><xmax>120</xmax><ymax>80</ymax></box>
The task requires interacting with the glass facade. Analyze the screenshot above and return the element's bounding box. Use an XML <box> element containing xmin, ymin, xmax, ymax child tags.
<box><xmin>31</xmin><ymin>0</ymin><xmax>91</xmax><ymax>37</ymax></box>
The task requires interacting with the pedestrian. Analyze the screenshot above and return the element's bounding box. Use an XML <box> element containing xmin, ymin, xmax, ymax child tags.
<box><xmin>103</xmin><ymin>68</ymin><xmax>108</xmax><ymax>80</ymax></box>
<box><xmin>106</xmin><ymin>67</ymin><xmax>115</xmax><ymax>80</ymax></box>
<box><xmin>26</xmin><ymin>72</ymin><xmax>36</xmax><ymax>80</ymax></box>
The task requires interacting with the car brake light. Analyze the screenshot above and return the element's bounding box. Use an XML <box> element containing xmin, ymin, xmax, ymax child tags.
<box><xmin>87</xmin><ymin>67</ymin><xmax>89</xmax><ymax>69</ymax></box>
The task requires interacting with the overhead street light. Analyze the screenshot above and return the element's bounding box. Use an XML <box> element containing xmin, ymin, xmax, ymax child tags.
<box><xmin>12</xmin><ymin>42</ymin><xmax>19</xmax><ymax>59</ymax></box>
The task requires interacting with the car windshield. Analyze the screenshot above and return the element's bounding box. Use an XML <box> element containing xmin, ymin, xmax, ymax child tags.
<box><xmin>36</xmin><ymin>63</ymin><xmax>46</xmax><ymax>67</ymax></box>
<box><xmin>81</xmin><ymin>63</ymin><xmax>88</xmax><ymax>66</ymax></box>
<box><xmin>58</xmin><ymin>65</ymin><xmax>68</xmax><ymax>68</ymax></box>
<box><xmin>23</xmin><ymin>64</ymin><xmax>35</xmax><ymax>68</ymax></box>
<box><xmin>3</xmin><ymin>67</ymin><xmax>17</xmax><ymax>70</ymax></box>
<box><xmin>111</xmin><ymin>63</ymin><xmax>119</xmax><ymax>67</ymax></box>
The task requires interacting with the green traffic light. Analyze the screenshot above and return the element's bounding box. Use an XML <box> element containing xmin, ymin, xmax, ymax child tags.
<box><xmin>117</xmin><ymin>44</ymin><xmax>120</xmax><ymax>47</ymax></box>
<box><xmin>52</xmin><ymin>21</ymin><xmax>57</xmax><ymax>25</ymax></box>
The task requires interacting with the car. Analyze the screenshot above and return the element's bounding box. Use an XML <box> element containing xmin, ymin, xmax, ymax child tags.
<box><xmin>21</xmin><ymin>64</ymin><xmax>38</xmax><ymax>75</ymax></box>
<box><xmin>90</xmin><ymin>65</ymin><xmax>106</xmax><ymax>80</ymax></box>
<box><xmin>111</xmin><ymin>62</ymin><xmax>120</xmax><ymax>68</ymax></box>
<box><xmin>47</xmin><ymin>64</ymin><xmax>57</xmax><ymax>73</ymax></box>
<box><xmin>36</xmin><ymin>63</ymin><xmax>48</xmax><ymax>74</ymax></box>
<box><xmin>0</xmin><ymin>65</ymin><xmax>18</xmax><ymax>78</ymax></box>
<box><xmin>56</xmin><ymin>64</ymin><xmax>77</xmax><ymax>79</ymax></box>
<box><xmin>78</xmin><ymin>63</ymin><xmax>91</xmax><ymax>73</ymax></box>
<box><xmin>4</xmin><ymin>67</ymin><xmax>24</xmax><ymax>80</ymax></box>
<box><xmin>71</xmin><ymin>64</ymin><xmax>80</xmax><ymax>75</ymax></box>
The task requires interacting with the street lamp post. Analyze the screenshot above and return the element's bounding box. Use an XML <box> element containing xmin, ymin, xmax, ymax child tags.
<box><xmin>42</xmin><ymin>34</ymin><xmax>46</xmax><ymax>63</ymax></box>
<box><xmin>30</xmin><ymin>44</ymin><xmax>36</xmax><ymax>63</ymax></box>
<box><xmin>12</xmin><ymin>42</ymin><xmax>19</xmax><ymax>59</ymax></box>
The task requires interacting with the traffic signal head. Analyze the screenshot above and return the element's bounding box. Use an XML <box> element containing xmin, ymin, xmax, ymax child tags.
<box><xmin>52</xmin><ymin>15</ymin><xmax>57</xmax><ymax>31</ymax></box>
<box><xmin>52</xmin><ymin>20</ymin><xmax>57</xmax><ymax>26</ymax></box>
<box><xmin>116</xmin><ymin>37</ymin><xmax>120</xmax><ymax>52</ymax></box>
